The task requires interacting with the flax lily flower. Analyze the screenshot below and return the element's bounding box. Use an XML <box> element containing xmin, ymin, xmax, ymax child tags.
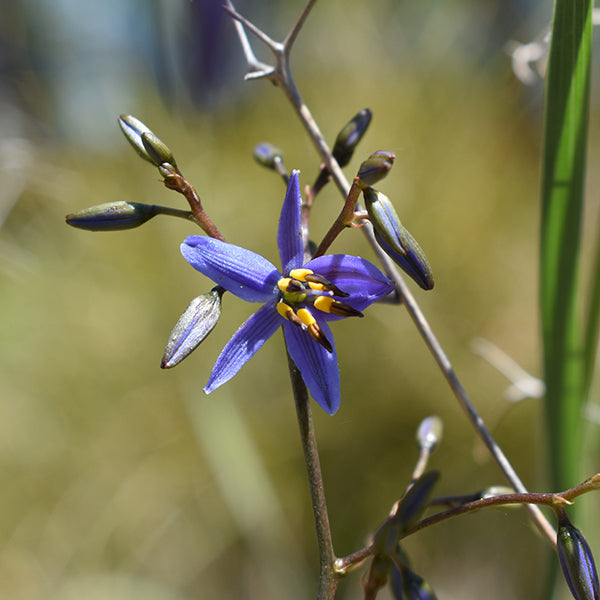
<box><xmin>181</xmin><ymin>171</ymin><xmax>394</xmax><ymax>414</ymax></box>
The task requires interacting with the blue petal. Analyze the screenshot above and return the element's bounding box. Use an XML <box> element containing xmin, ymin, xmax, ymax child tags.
<box><xmin>305</xmin><ymin>254</ymin><xmax>394</xmax><ymax>311</ymax></box>
<box><xmin>205</xmin><ymin>302</ymin><xmax>283</xmax><ymax>393</ymax></box>
<box><xmin>182</xmin><ymin>236</ymin><xmax>281</xmax><ymax>302</ymax></box>
<box><xmin>278</xmin><ymin>170</ymin><xmax>304</xmax><ymax>274</ymax></box>
<box><xmin>284</xmin><ymin>319</ymin><xmax>341</xmax><ymax>414</ymax></box>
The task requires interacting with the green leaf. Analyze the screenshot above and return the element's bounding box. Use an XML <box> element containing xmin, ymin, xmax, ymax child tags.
<box><xmin>540</xmin><ymin>0</ymin><xmax>592</xmax><ymax>491</ymax></box>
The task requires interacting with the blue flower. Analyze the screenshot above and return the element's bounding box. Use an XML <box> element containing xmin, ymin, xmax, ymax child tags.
<box><xmin>180</xmin><ymin>170</ymin><xmax>394</xmax><ymax>414</ymax></box>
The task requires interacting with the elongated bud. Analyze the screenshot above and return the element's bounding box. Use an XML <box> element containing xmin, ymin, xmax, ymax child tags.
<box><xmin>118</xmin><ymin>115</ymin><xmax>177</xmax><ymax>168</ymax></box>
<box><xmin>479</xmin><ymin>485</ymin><xmax>515</xmax><ymax>500</ymax></box>
<box><xmin>66</xmin><ymin>201</ymin><xmax>159</xmax><ymax>231</ymax></box>
<box><xmin>141</xmin><ymin>132</ymin><xmax>177</xmax><ymax>168</ymax></box>
<box><xmin>401</xmin><ymin>568</ymin><xmax>439</xmax><ymax>600</ymax></box>
<box><xmin>332</xmin><ymin>108</ymin><xmax>373</xmax><ymax>167</ymax></box>
<box><xmin>254</xmin><ymin>142</ymin><xmax>283</xmax><ymax>169</ymax></box>
<box><xmin>357</xmin><ymin>150</ymin><xmax>395</xmax><ymax>187</ymax></box>
<box><xmin>363</xmin><ymin>188</ymin><xmax>434</xmax><ymax>290</ymax></box>
<box><xmin>372</xmin><ymin>471</ymin><xmax>439</xmax><ymax>556</ymax></box>
<box><xmin>416</xmin><ymin>416</ymin><xmax>443</xmax><ymax>453</ymax></box>
<box><xmin>557</xmin><ymin>509</ymin><xmax>600</xmax><ymax>600</ymax></box>
<box><xmin>363</xmin><ymin>556</ymin><xmax>393</xmax><ymax>599</ymax></box>
<box><xmin>253</xmin><ymin>142</ymin><xmax>288</xmax><ymax>183</ymax></box>
<box><xmin>161</xmin><ymin>288</ymin><xmax>223</xmax><ymax>368</ymax></box>
<box><xmin>312</xmin><ymin>109</ymin><xmax>372</xmax><ymax>196</ymax></box>
<box><xmin>363</xmin><ymin>187</ymin><xmax>408</xmax><ymax>254</ymax></box>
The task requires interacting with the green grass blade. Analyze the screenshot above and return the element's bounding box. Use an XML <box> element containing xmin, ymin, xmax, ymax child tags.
<box><xmin>540</xmin><ymin>0</ymin><xmax>592</xmax><ymax>492</ymax></box>
<box><xmin>584</xmin><ymin>232</ymin><xmax>600</xmax><ymax>393</ymax></box>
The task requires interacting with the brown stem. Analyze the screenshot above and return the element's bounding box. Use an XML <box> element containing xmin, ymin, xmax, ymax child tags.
<box><xmin>286</xmin><ymin>346</ymin><xmax>338</xmax><ymax>600</ymax></box>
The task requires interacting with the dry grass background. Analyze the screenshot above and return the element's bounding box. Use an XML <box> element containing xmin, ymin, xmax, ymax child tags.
<box><xmin>2</xmin><ymin>1</ymin><xmax>596</xmax><ymax>598</ymax></box>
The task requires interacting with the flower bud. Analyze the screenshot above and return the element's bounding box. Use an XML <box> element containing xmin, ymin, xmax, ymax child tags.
<box><xmin>400</xmin><ymin>568</ymin><xmax>439</xmax><ymax>600</ymax></box>
<box><xmin>118</xmin><ymin>115</ymin><xmax>176</xmax><ymax>168</ymax></box>
<box><xmin>557</xmin><ymin>510</ymin><xmax>599</xmax><ymax>600</ymax></box>
<box><xmin>357</xmin><ymin>150</ymin><xmax>395</xmax><ymax>187</ymax></box>
<box><xmin>332</xmin><ymin>108</ymin><xmax>372</xmax><ymax>168</ymax></box>
<box><xmin>416</xmin><ymin>416</ymin><xmax>443</xmax><ymax>453</ymax></box>
<box><xmin>254</xmin><ymin>142</ymin><xmax>284</xmax><ymax>169</ymax></box>
<box><xmin>372</xmin><ymin>471</ymin><xmax>439</xmax><ymax>556</ymax></box>
<box><xmin>479</xmin><ymin>485</ymin><xmax>515</xmax><ymax>500</ymax></box>
<box><xmin>364</xmin><ymin>556</ymin><xmax>393</xmax><ymax>598</ymax></box>
<box><xmin>363</xmin><ymin>188</ymin><xmax>434</xmax><ymax>290</ymax></box>
<box><xmin>141</xmin><ymin>132</ymin><xmax>177</xmax><ymax>168</ymax></box>
<box><xmin>312</xmin><ymin>109</ymin><xmax>372</xmax><ymax>196</ymax></box>
<box><xmin>65</xmin><ymin>201</ymin><xmax>158</xmax><ymax>231</ymax></box>
<box><xmin>161</xmin><ymin>288</ymin><xmax>223</xmax><ymax>369</ymax></box>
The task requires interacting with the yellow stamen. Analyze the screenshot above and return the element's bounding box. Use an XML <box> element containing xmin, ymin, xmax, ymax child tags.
<box><xmin>308</xmin><ymin>282</ymin><xmax>326</xmax><ymax>292</ymax></box>
<box><xmin>277</xmin><ymin>301</ymin><xmax>304</xmax><ymax>327</ymax></box>
<box><xmin>297</xmin><ymin>307</ymin><xmax>316</xmax><ymax>327</ymax></box>
<box><xmin>289</xmin><ymin>268</ymin><xmax>313</xmax><ymax>281</ymax></box>
<box><xmin>296</xmin><ymin>308</ymin><xmax>332</xmax><ymax>352</ymax></box>
<box><xmin>314</xmin><ymin>296</ymin><xmax>334</xmax><ymax>313</ymax></box>
<box><xmin>278</xmin><ymin>278</ymin><xmax>293</xmax><ymax>292</ymax></box>
<box><xmin>277</xmin><ymin>301</ymin><xmax>293</xmax><ymax>319</ymax></box>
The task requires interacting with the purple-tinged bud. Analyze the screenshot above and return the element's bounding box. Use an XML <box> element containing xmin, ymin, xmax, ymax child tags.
<box><xmin>363</xmin><ymin>188</ymin><xmax>434</xmax><ymax>290</ymax></box>
<box><xmin>65</xmin><ymin>201</ymin><xmax>159</xmax><ymax>231</ymax></box>
<box><xmin>401</xmin><ymin>568</ymin><xmax>439</xmax><ymax>600</ymax></box>
<box><xmin>416</xmin><ymin>416</ymin><xmax>443</xmax><ymax>453</ymax></box>
<box><xmin>557</xmin><ymin>510</ymin><xmax>599</xmax><ymax>600</ymax></box>
<box><xmin>253</xmin><ymin>142</ymin><xmax>289</xmax><ymax>183</ymax></box>
<box><xmin>357</xmin><ymin>150</ymin><xmax>395</xmax><ymax>187</ymax></box>
<box><xmin>332</xmin><ymin>108</ymin><xmax>373</xmax><ymax>168</ymax></box>
<box><xmin>312</xmin><ymin>109</ymin><xmax>373</xmax><ymax>196</ymax></box>
<box><xmin>141</xmin><ymin>132</ymin><xmax>177</xmax><ymax>168</ymax></box>
<box><xmin>372</xmin><ymin>471</ymin><xmax>439</xmax><ymax>556</ymax></box>
<box><xmin>363</xmin><ymin>187</ymin><xmax>408</xmax><ymax>253</ymax></box>
<box><xmin>254</xmin><ymin>142</ymin><xmax>284</xmax><ymax>169</ymax></box>
<box><xmin>161</xmin><ymin>288</ymin><xmax>223</xmax><ymax>369</ymax></box>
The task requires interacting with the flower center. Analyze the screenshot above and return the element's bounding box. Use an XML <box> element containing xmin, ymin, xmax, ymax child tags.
<box><xmin>275</xmin><ymin>268</ymin><xmax>363</xmax><ymax>352</ymax></box>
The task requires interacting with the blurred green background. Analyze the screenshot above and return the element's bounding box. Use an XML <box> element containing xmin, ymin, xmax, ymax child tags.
<box><xmin>1</xmin><ymin>0</ymin><xmax>598</xmax><ymax>598</ymax></box>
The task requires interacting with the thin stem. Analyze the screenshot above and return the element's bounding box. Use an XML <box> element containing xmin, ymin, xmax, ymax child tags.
<box><xmin>284</xmin><ymin>0</ymin><xmax>319</xmax><ymax>51</ymax></box>
<box><xmin>162</xmin><ymin>171</ymin><xmax>226</xmax><ymax>241</ymax></box>
<box><xmin>313</xmin><ymin>180</ymin><xmax>362</xmax><ymax>257</ymax></box>
<box><xmin>286</xmin><ymin>347</ymin><xmax>338</xmax><ymax>600</ymax></box>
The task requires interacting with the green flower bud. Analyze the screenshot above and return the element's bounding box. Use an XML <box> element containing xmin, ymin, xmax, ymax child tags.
<box><xmin>118</xmin><ymin>114</ymin><xmax>156</xmax><ymax>164</ymax></box>
<box><xmin>254</xmin><ymin>142</ymin><xmax>284</xmax><ymax>169</ymax></box>
<box><xmin>364</xmin><ymin>188</ymin><xmax>434</xmax><ymax>290</ymax></box>
<box><xmin>141</xmin><ymin>132</ymin><xmax>177</xmax><ymax>168</ymax></box>
<box><xmin>118</xmin><ymin>115</ymin><xmax>176</xmax><ymax>168</ymax></box>
<box><xmin>332</xmin><ymin>108</ymin><xmax>372</xmax><ymax>168</ymax></box>
<box><xmin>65</xmin><ymin>201</ymin><xmax>159</xmax><ymax>231</ymax></box>
<box><xmin>479</xmin><ymin>486</ymin><xmax>515</xmax><ymax>500</ymax></box>
<box><xmin>557</xmin><ymin>510</ymin><xmax>599</xmax><ymax>600</ymax></box>
<box><xmin>416</xmin><ymin>416</ymin><xmax>443</xmax><ymax>453</ymax></box>
<box><xmin>161</xmin><ymin>288</ymin><xmax>223</xmax><ymax>369</ymax></box>
<box><xmin>357</xmin><ymin>150</ymin><xmax>395</xmax><ymax>187</ymax></box>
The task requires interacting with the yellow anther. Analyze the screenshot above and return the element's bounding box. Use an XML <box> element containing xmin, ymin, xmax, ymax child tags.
<box><xmin>277</xmin><ymin>301</ymin><xmax>294</xmax><ymax>319</ymax></box>
<box><xmin>278</xmin><ymin>278</ymin><xmax>293</xmax><ymax>292</ymax></box>
<box><xmin>308</xmin><ymin>282</ymin><xmax>326</xmax><ymax>292</ymax></box>
<box><xmin>289</xmin><ymin>268</ymin><xmax>313</xmax><ymax>281</ymax></box>
<box><xmin>297</xmin><ymin>307</ymin><xmax>317</xmax><ymax>328</ymax></box>
<box><xmin>314</xmin><ymin>296</ymin><xmax>334</xmax><ymax>313</ymax></box>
